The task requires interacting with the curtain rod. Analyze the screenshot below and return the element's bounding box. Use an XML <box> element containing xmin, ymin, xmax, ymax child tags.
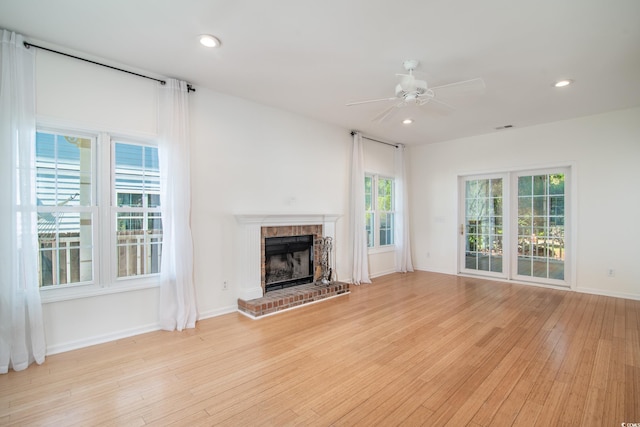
<box><xmin>350</xmin><ymin>131</ymin><xmax>399</xmax><ymax>148</ymax></box>
<box><xmin>23</xmin><ymin>41</ymin><xmax>196</xmax><ymax>93</ymax></box>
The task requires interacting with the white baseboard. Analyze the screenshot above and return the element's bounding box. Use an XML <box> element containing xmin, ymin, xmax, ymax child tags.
<box><xmin>370</xmin><ymin>268</ymin><xmax>397</xmax><ymax>279</ymax></box>
<box><xmin>575</xmin><ymin>287</ymin><xmax>640</xmax><ymax>301</ymax></box>
<box><xmin>413</xmin><ymin>268</ymin><xmax>640</xmax><ymax>301</ymax></box>
<box><xmin>46</xmin><ymin>305</ymin><xmax>239</xmax><ymax>356</ymax></box>
<box><xmin>46</xmin><ymin>323</ymin><xmax>162</xmax><ymax>356</ymax></box>
<box><xmin>197</xmin><ymin>305</ymin><xmax>239</xmax><ymax>320</ymax></box>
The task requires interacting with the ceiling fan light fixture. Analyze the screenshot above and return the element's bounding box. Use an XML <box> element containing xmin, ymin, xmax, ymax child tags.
<box><xmin>554</xmin><ymin>79</ymin><xmax>573</xmax><ymax>88</ymax></box>
<box><xmin>402</xmin><ymin>119</ymin><xmax>413</xmax><ymax>124</ymax></box>
<box><xmin>199</xmin><ymin>34</ymin><xmax>221</xmax><ymax>48</ymax></box>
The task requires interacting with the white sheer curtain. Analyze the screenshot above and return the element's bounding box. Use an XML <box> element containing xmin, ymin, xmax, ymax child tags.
<box><xmin>394</xmin><ymin>144</ymin><xmax>414</xmax><ymax>273</ymax></box>
<box><xmin>0</xmin><ymin>30</ymin><xmax>46</xmax><ymax>373</ymax></box>
<box><xmin>157</xmin><ymin>79</ymin><xmax>197</xmax><ymax>331</ymax></box>
<box><xmin>350</xmin><ymin>132</ymin><xmax>371</xmax><ymax>284</ymax></box>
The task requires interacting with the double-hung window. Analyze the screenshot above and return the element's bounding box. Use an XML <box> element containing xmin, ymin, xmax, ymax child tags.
<box><xmin>35</xmin><ymin>128</ymin><xmax>162</xmax><ymax>294</ymax></box>
<box><xmin>36</xmin><ymin>131</ymin><xmax>95</xmax><ymax>287</ymax></box>
<box><xmin>114</xmin><ymin>142</ymin><xmax>162</xmax><ymax>278</ymax></box>
<box><xmin>365</xmin><ymin>174</ymin><xmax>395</xmax><ymax>249</ymax></box>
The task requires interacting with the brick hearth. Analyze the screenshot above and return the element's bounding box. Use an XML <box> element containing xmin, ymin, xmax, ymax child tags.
<box><xmin>237</xmin><ymin>281</ymin><xmax>349</xmax><ymax>318</ymax></box>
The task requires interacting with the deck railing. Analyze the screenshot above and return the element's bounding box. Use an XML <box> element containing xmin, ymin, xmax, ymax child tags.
<box><xmin>38</xmin><ymin>231</ymin><xmax>162</xmax><ymax>287</ymax></box>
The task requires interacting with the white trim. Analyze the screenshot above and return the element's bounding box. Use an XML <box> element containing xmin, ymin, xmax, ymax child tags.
<box><xmin>235</xmin><ymin>214</ymin><xmax>341</xmax><ymax>225</ymax></box>
<box><xmin>197</xmin><ymin>305</ymin><xmax>239</xmax><ymax>320</ymax></box>
<box><xmin>368</xmin><ymin>245</ymin><xmax>396</xmax><ymax>255</ymax></box>
<box><xmin>575</xmin><ymin>286</ymin><xmax>640</xmax><ymax>301</ymax></box>
<box><xmin>46</xmin><ymin>322</ymin><xmax>161</xmax><ymax>355</ymax></box>
<box><xmin>40</xmin><ymin>280</ymin><xmax>159</xmax><ymax>303</ymax></box>
<box><xmin>370</xmin><ymin>268</ymin><xmax>396</xmax><ymax>279</ymax></box>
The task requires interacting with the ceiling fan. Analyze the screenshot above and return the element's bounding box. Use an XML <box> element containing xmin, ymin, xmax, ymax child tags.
<box><xmin>346</xmin><ymin>60</ymin><xmax>485</xmax><ymax>122</ymax></box>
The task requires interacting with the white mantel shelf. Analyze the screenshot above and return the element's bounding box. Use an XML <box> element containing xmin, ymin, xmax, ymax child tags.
<box><xmin>235</xmin><ymin>214</ymin><xmax>341</xmax><ymax>226</ymax></box>
<box><xmin>234</xmin><ymin>214</ymin><xmax>341</xmax><ymax>301</ymax></box>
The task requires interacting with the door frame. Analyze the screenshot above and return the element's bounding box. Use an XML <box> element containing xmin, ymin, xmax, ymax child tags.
<box><xmin>457</xmin><ymin>164</ymin><xmax>576</xmax><ymax>290</ymax></box>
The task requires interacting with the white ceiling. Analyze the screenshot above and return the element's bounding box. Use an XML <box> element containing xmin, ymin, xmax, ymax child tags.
<box><xmin>1</xmin><ymin>0</ymin><xmax>639</xmax><ymax>145</ymax></box>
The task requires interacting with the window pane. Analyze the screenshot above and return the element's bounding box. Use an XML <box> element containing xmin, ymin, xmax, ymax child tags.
<box><xmin>364</xmin><ymin>176</ymin><xmax>373</xmax><ymax>211</ymax></box>
<box><xmin>36</xmin><ymin>132</ymin><xmax>92</xmax><ymax>207</ymax></box>
<box><xmin>378</xmin><ymin>178</ymin><xmax>393</xmax><ymax>211</ymax></box>
<box><xmin>116</xmin><ymin>212</ymin><xmax>163</xmax><ymax>278</ymax></box>
<box><xmin>365</xmin><ymin>212</ymin><xmax>374</xmax><ymax>247</ymax></box>
<box><xmin>115</xmin><ymin>143</ymin><xmax>160</xmax><ymax>207</ymax></box>
<box><xmin>38</xmin><ymin>212</ymin><xmax>93</xmax><ymax>287</ymax></box>
<box><xmin>380</xmin><ymin>212</ymin><xmax>394</xmax><ymax>246</ymax></box>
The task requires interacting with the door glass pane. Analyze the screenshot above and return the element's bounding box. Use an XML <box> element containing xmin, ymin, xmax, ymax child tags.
<box><xmin>464</xmin><ymin>178</ymin><xmax>503</xmax><ymax>273</ymax></box>
<box><xmin>517</xmin><ymin>173</ymin><xmax>565</xmax><ymax>280</ymax></box>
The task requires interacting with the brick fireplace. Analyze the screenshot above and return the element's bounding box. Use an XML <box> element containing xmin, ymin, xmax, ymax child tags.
<box><xmin>235</xmin><ymin>214</ymin><xmax>348</xmax><ymax>318</ymax></box>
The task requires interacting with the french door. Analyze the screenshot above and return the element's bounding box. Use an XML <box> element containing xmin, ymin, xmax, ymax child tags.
<box><xmin>459</xmin><ymin>168</ymin><xmax>569</xmax><ymax>286</ymax></box>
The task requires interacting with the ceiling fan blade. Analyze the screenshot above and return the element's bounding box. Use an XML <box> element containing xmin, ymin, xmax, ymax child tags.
<box><xmin>372</xmin><ymin>103</ymin><xmax>400</xmax><ymax>122</ymax></box>
<box><xmin>345</xmin><ymin>97</ymin><xmax>397</xmax><ymax>106</ymax></box>
<box><xmin>415</xmin><ymin>96</ymin><xmax>455</xmax><ymax>116</ymax></box>
<box><xmin>427</xmin><ymin>97</ymin><xmax>456</xmax><ymax>111</ymax></box>
<box><xmin>430</xmin><ymin>78</ymin><xmax>486</xmax><ymax>97</ymax></box>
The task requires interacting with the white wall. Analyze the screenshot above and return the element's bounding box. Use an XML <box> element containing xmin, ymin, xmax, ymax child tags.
<box><xmin>35</xmin><ymin>49</ymin><xmax>353</xmax><ymax>353</ymax></box>
<box><xmin>409</xmin><ymin>107</ymin><xmax>640</xmax><ymax>300</ymax></box>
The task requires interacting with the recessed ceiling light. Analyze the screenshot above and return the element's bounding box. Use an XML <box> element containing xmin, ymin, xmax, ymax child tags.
<box><xmin>554</xmin><ymin>79</ymin><xmax>573</xmax><ymax>88</ymax></box>
<box><xmin>402</xmin><ymin>118</ymin><xmax>413</xmax><ymax>124</ymax></box>
<box><xmin>199</xmin><ymin>34</ymin><xmax>221</xmax><ymax>48</ymax></box>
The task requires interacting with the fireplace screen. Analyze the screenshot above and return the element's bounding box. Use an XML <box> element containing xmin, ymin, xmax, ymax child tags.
<box><xmin>265</xmin><ymin>235</ymin><xmax>314</xmax><ymax>292</ymax></box>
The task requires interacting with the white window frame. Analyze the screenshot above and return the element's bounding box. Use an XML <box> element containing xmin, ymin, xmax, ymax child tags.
<box><xmin>37</xmin><ymin>125</ymin><xmax>161</xmax><ymax>303</ymax></box>
<box><xmin>111</xmin><ymin>138</ymin><xmax>162</xmax><ymax>284</ymax></box>
<box><xmin>366</xmin><ymin>173</ymin><xmax>396</xmax><ymax>254</ymax></box>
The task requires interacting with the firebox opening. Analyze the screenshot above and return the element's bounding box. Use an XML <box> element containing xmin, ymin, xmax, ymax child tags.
<box><xmin>265</xmin><ymin>234</ymin><xmax>314</xmax><ymax>292</ymax></box>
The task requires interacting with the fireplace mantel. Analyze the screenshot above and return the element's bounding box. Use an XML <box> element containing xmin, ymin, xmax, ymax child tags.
<box><xmin>236</xmin><ymin>214</ymin><xmax>340</xmax><ymax>226</ymax></box>
<box><xmin>235</xmin><ymin>214</ymin><xmax>340</xmax><ymax>300</ymax></box>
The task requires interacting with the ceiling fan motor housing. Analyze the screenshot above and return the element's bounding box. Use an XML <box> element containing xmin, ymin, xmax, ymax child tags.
<box><xmin>395</xmin><ymin>79</ymin><xmax>428</xmax><ymax>100</ymax></box>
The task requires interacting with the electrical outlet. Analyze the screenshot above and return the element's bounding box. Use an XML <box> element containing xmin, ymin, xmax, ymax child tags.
<box><xmin>607</xmin><ymin>269</ymin><xmax>615</xmax><ymax>278</ymax></box>
<box><xmin>222</xmin><ymin>281</ymin><xmax>229</xmax><ymax>290</ymax></box>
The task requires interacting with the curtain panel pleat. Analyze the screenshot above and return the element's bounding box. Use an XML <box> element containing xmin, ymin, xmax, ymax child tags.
<box><xmin>394</xmin><ymin>144</ymin><xmax>414</xmax><ymax>273</ymax></box>
<box><xmin>0</xmin><ymin>29</ymin><xmax>46</xmax><ymax>374</ymax></box>
<box><xmin>157</xmin><ymin>79</ymin><xmax>197</xmax><ymax>331</ymax></box>
<box><xmin>350</xmin><ymin>132</ymin><xmax>371</xmax><ymax>285</ymax></box>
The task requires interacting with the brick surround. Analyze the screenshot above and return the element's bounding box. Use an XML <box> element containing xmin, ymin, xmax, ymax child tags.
<box><xmin>260</xmin><ymin>224</ymin><xmax>323</xmax><ymax>294</ymax></box>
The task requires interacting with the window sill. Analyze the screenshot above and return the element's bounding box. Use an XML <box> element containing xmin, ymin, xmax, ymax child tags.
<box><xmin>40</xmin><ymin>278</ymin><xmax>160</xmax><ymax>304</ymax></box>
<box><xmin>368</xmin><ymin>245</ymin><xmax>396</xmax><ymax>255</ymax></box>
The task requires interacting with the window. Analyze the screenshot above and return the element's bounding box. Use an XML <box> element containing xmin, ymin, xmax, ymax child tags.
<box><xmin>114</xmin><ymin>142</ymin><xmax>162</xmax><ymax>278</ymax></box>
<box><xmin>36</xmin><ymin>132</ymin><xmax>95</xmax><ymax>287</ymax></box>
<box><xmin>365</xmin><ymin>174</ymin><xmax>395</xmax><ymax>248</ymax></box>
<box><xmin>35</xmin><ymin>129</ymin><xmax>162</xmax><ymax>292</ymax></box>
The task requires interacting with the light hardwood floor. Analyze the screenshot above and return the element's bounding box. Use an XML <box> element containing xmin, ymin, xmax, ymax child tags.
<box><xmin>1</xmin><ymin>271</ymin><xmax>639</xmax><ymax>426</ymax></box>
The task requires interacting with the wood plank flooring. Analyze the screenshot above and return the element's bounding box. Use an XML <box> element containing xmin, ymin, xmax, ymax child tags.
<box><xmin>1</xmin><ymin>271</ymin><xmax>638</xmax><ymax>426</ymax></box>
